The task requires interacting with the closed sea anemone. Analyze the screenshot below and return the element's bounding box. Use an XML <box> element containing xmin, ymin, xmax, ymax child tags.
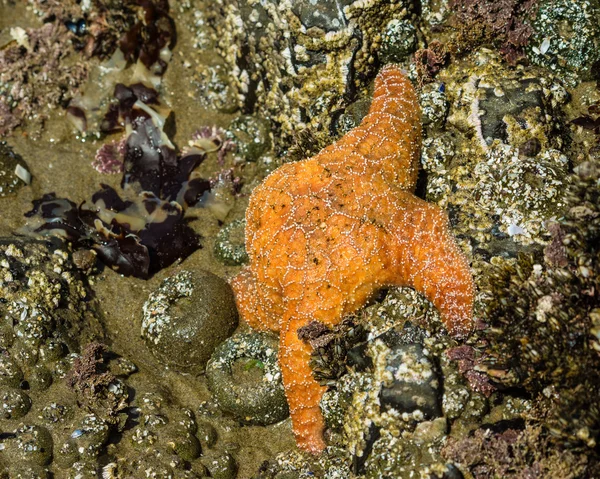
<box><xmin>20</xmin><ymin>83</ymin><xmax>215</xmax><ymax>279</ymax></box>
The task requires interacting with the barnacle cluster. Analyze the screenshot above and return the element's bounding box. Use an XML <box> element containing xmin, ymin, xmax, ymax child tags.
<box><xmin>422</xmin><ymin>54</ymin><xmax>571</xmax><ymax>245</ymax></box>
<box><xmin>482</xmin><ymin>159</ymin><xmax>600</xmax><ymax>447</ymax></box>
<box><xmin>526</xmin><ymin>0</ymin><xmax>600</xmax><ymax>79</ymax></box>
<box><xmin>213</xmin><ymin>0</ymin><xmax>419</xmax><ymax>150</ymax></box>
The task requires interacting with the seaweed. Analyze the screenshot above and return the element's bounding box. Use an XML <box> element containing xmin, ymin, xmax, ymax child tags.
<box><xmin>21</xmin><ymin>86</ymin><xmax>212</xmax><ymax>279</ymax></box>
<box><xmin>117</xmin><ymin>0</ymin><xmax>176</xmax><ymax>71</ymax></box>
<box><xmin>30</xmin><ymin>0</ymin><xmax>175</xmax><ymax>66</ymax></box>
<box><xmin>1</xmin><ymin>1</ymin><xmax>176</xmax><ymax>136</ymax></box>
<box><xmin>414</xmin><ymin>40</ymin><xmax>449</xmax><ymax>87</ymax></box>
<box><xmin>448</xmin><ymin>0</ymin><xmax>538</xmax><ymax>64</ymax></box>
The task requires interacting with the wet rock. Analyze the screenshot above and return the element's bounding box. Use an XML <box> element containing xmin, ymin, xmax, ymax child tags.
<box><xmin>196</xmin><ymin>420</ymin><xmax>218</xmax><ymax>448</ymax></box>
<box><xmin>477</xmin><ymin>78</ymin><xmax>545</xmax><ymax>146</ymax></box>
<box><xmin>28</xmin><ymin>365</ymin><xmax>53</xmax><ymax>391</ymax></box>
<box><xmin>201</xmin><ymin>450</ymin><xmax>238</xmax><ymax>479</ymax></box>
<box><xmin>0</xmin><ymin>142</ymin><xmax>29</xmax><ymax>197</ymax></box>
<box><xmin>118</xmin><ymin>455</ymin><xmax>207</xmax><ymax>479</ymax></box>
<box><xmin>206</xmin><ymin>333</ymin><xmax>289</xmax><ymax>425</ymax></box>
<box><xmin>141</xmin><ymin>270</ymin><xmax>239</xmax><ymax>374</ymax></box>
<box><xmin>164</xmin><ymin>426</ymin><xmax>202</xmax><ymax>461</ymax></box>
<box><xmin>6</xmin><ymin>425</ymin><xmax>54</xmax><ymax>467</ymax></box>
<box><xmin>194</xmin><ymin>63</ymin><xmax>239</xmax><ymax>113</ymax></box>
<box><xmin>4</xmin><ymin>463</ymin><xmax>50</xmax><ymax>479</ymax></box>
<box><xmin>0</xmin><ymin>241</ymin><xmax>215</xmax><ymax>475</ymax></box>
<box><xmin>324</xmin><ymin>323</ymin><xmax>448</xmax><ymax>476</ymax></box>
<box><xmin>214</xmin><ymin>219</ymin><xmax>249</xmax><ymax>266</ymax></box>
<box><xmin>414</xmin><ymin>417</ymin><xmax>448</xmax><ymax>443</ymax></box>
<box><xmin>53</xmin><ymin>353</ymin><xmax>78</xmax><ymax>380</ymax></box>
<box><xmin>38</xmin><ymin>340</ymin><xmax>67</xmax><ymax>363</ymax></box>
<box><xmin>291</xmin><ymin>0</ymin><xmax>353</xmax><ymax>32</ymax></box>
<box><xmin>110</xmin><ymin>356</ymin><xmax>137</xmax><ymax>377</ymax></box>
<box><xmin>119</xmin><ymin>454</ymin><xmax>178</xmax><ymax>479</ymax></box>
<box><xmin>380</xmin><ymin>342</ymin><xmax>442</xmax><ymax>419</ymax></box>
<box><xmin>67</xmin><ymin>461</ymin><xmax>101</xmax><ymax>479</ymax></box>
<box><xmin>273</xmin><ymin>473</ymin><xmax>302</xmax><ymax>479</ymax></box>
<box><xmin>519</xmin><ymin>138</ymin><xmax>542</xmax><ymax>158</ymax></box>
<box><xmin>227</xmin><ymin>115</ymin><xmax>272</xmax><ymax>162</ymax></box>
<box><xmin>380</xmin><ymin>19</ymin><xmax>418</xmax><ymax>63</ymax></box>
<box><xmin>0</xmin><ymin>387</ymin><xmax>32</xmax><ymax>419</ymax></box>
<box><xmin>0</xmin><ymin>353</ymin><xmax>24</xmax><ymax>387</ymax></box>
<box><xmin>527</xmin><ymin>0</ymin><xmax>600</xmax><ymax>78</ymax></box>
<box><xmin>335</xmin><ymin>97</ymin><xmax>371</xmax><ymax>136</ymax></box>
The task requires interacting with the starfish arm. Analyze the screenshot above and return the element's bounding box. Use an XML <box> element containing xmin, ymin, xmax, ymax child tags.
<box><xmin>230</xmin><ymin>267</ymin><xmax>281</xmax><ymax>332</ymax></box>
<box><xmin>318</xmin><ymin>66</ymin><xmax>421</xmax><ymax>192</ymax></box>
<box><xmin>391</xmin><ymin>196</ymin><xmax>474</xmax><ymax>336</ymax></box>
<box><xmin>279</xmin><ymin>317</ymin><xmax>327</xmax><ymax>454</ymax></box>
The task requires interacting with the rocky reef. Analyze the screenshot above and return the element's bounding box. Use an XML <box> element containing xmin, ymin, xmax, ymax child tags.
<box><xmin>1</xmin><ymin>0</ymin><xmax>600</xmax><ymax>477</ymax></box>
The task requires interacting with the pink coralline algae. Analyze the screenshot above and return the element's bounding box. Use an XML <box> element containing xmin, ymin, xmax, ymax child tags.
<box><xmin>446</xmin><ymin>345</ymin><xmax>497</xmax><ymax>397</ymax></box>
<box><xmin>92</xmin><ymin>140</ymin><xmax>127</xmax><ymax>174</ymax></box>
<box><xmin>0</xmin><ymin>22</ymin><xmax>88</xmax><ymax>136</ymax></box>
<box><xmin>449</xmin><ymin>0</ymin><xmax>538</xmax><ymax>64</ymax></box>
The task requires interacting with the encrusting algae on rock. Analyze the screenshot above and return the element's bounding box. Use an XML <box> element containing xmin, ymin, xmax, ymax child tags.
<box><xmin>231</xmin><ymin>65</ymin><xmax>474</xmax><ymax>454</ymax></box>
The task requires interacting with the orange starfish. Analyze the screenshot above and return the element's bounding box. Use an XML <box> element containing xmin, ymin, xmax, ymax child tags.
<box><xmin>230</xmin><ymin>65</ymin><xmax>474</xmax><ymax>454</ymax></box>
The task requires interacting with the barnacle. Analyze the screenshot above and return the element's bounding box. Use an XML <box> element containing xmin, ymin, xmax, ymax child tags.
<box><xmin>483</xmin><ymin>159</ymin><xmax>600</xmax><ymax>447</ymax></box>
